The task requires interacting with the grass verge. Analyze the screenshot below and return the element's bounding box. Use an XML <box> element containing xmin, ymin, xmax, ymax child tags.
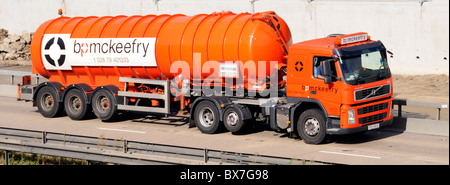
<box><xmin>0</xmin><ymin>150</ymin><xmax>107</xmax><ymax>165</ymax></box>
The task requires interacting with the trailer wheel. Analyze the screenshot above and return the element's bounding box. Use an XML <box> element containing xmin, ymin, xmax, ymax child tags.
<box><xmin>194</xmin><ymin>101</ymin><xmax>221</xmax><ymax>134</ymax></box>
<box><xmin>64</xmin><ymin>88</ymin><xmax>89</xmax><ymax>120</ymax></box>
<box><xmin>92</xmin><ymin>89</ymin><xmax>117</xmax><ymax>121</ymax></box>
<box><xmin>223</xmin><ymin>107</ymin><xmax>246</xmax><ymax>133</ymax></box>
<box><xmin>297</xmin><ymin>108</ymin><xmax>327</xmax><ymax>144</ymax></box>
<box><xmin>36</xmin><ymin>86</ymin><xmax>63</xmax><ymax>118</ymax></box>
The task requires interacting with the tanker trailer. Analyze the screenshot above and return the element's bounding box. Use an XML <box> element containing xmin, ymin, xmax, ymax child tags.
<box><xmin>19</xmin><ymin>11</ymin><xmax>394</xmax><ymax>144</ymax></box>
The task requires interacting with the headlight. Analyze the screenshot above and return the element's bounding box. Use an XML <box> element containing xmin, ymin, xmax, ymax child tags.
<box><xmin>348</xmin><ymin>109</ymin><xmax>356</xmax><ymax>124</ymax></box>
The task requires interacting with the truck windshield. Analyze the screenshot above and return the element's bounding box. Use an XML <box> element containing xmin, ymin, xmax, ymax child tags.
<box><xmin>336</xmin><ymin>43</ymin><xmax>391</xmax><ymax>85</ymax></box>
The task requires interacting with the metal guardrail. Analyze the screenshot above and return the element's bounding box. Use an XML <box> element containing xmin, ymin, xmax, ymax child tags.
<box><xmin>0</xmin><ymin>127</ymin><xmax>331</xmax><ymax>165</ymax></box>
<box><xmin>393</xmin><ymin>99</ymin><xmax>448</xmax><ymax>120</ymax></box>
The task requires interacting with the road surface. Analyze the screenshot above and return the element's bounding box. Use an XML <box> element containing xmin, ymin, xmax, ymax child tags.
<box><xmin>0</xmin><ymin>96</ymin><xmax>448</xmax><ymax>165</ymax></box>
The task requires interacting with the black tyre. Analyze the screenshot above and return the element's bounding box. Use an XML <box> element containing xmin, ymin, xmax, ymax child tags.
<box><xmin>64</xmin><ymin>88</ymin><xmax>89</xmax><ymax>120</ymax></box>
<box><xmin>36</xmin><ymin>86</ymin><xmax>63</xmax><ymax>118</ymax></box>
<box><xmin>194</xmin><ymin>101</ymin><xmax>221</xmax><ymax>134</ymax></box>
<box><xmin>297</xmin><ymin>108</ymin><xmax>327</xmax><ymax>144</ymax></box>
<box><xmin>223</xmin><ymin>107</ymin><xmax>246</xmax><ymax>133</ymax></box>
<box><xmin>91</xmin><ymin>89</ymin><xmax>117</xmax><ymax>121</ymax></box>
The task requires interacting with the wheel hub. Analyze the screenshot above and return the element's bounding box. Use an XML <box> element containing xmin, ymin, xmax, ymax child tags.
<box><xmin>199</xmin><ymin>108</ymin><xmax>214</xmax><ymax>127</ymax></box>
<box><xmin>100</xmin><ymin>97</ymin><xmax>109</xmax><ymax>110</ymax></box>
<box><xmin>44</xmin><ymin>95</ymin><xmax>54</xmax><ymax>108</ymax></box>
<box><xmin>226</xmin><ymin>112</ymin><xmax>238</xmax><ymax>126</ymax></box>
<box><xmin>304</xmin><ymin>118</ymin><xmax>320</xmax><ymax>136</ymax></box>
<box><xmin>71</xmin><ymin>97</ymin><xmax>82</xmax><ymax>111</ymax></box>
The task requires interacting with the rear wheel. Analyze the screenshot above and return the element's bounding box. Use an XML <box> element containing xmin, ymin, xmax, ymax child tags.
<box><xmin>223</xmin><ymin>107</ymin><xmax>246</xmax><ymax>133</ymax></box>
<box><xmin>64</xmin><ymin>89</ymin><xmax>89</xmax><ymax>120</ymax></box>
<box><xmin>297</xmin><ymin>108</ymin><xmax>327</xmax><ymax>144</ymax></box>
<box><xmin>36</xmin><ymin>86</ymin><xmax>62</xmax><ymax>118</ymax></box>
<box><xmin>194</xmin><ymin>101</ymin><xmax>221</xmax><ymax>134</ymax></box>
<box><xmin>92</xmin><ymin>89</ymin><xmax>117</xmax><ymax>121</ymax></box>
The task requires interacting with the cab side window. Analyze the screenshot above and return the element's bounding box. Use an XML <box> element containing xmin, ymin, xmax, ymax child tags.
<box><xmin>313</xmin><ymin>56</ymin><xmax>337</xmax><ymax>81</ymax></box>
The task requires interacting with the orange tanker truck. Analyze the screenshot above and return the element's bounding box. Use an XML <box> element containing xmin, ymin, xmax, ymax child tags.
<box><xmin>18</xmin><ymin>11</ymin><xmax>394</xmax><ymax>144</ymax></box>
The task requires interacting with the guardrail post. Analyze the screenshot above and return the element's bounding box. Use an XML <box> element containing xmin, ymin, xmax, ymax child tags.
<box><xmin>437</xmin><ymin>108</ymin><xmax>441</xmax><ymax>120</ymax></box>
<box><xmin>393</xmin><ymin>99</ymin><xmax>407</xmax><ymax>118</ymax></box>
<box><xmin>204</xmin><ymin>148</ymin><xmax>208</xmax><ymax>163</ymax></box>
<box><xmin>42</xmin><ymin>131</ymin><xmax>47</xmax><ymax>144</ymax></box>
<box><xmin>123</xmin><ymin>140</ymin><xmax>128</xmax><ymax>153</ymax></box>
<box><xmin>4</xmin><ymin>151</ymin><xmax>9</xmax><ymax>165</ymax></box>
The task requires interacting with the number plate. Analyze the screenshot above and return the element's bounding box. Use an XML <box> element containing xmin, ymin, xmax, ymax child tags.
<box><xmin>368</xmin><ymin>123</ymin><xmax>380</xmax><ymax>130</ymax></box>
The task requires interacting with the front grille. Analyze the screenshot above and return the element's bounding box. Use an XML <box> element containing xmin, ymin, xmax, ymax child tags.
<box><xmin>357</xmin><ymin>102</ymin><xmax>389</xmax><ymax>115</ymax></box>
<box><xmin>354</xmin><ymin>84</ymin><xmax>390</xmax><ymax>101</ymax></box>
<box><xmin>359</xmin><ymin>112</ymin><xmax>387</xmax><ymax>124</ymax></box>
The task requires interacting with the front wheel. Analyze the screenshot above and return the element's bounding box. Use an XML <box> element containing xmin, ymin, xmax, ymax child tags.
<box><xmin>297</xmin><ymin>108</ymin><xmax>327</xmax><ymax>144</ymax></box>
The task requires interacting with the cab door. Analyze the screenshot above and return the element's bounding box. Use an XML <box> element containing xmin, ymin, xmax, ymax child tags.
<box><xmin>286</xmin><ymin>48</ymin><xmax>343</xmax><ymax>117</ymax></box>
<box><xmin>309</xmin><ymin>55</ymin><xmax>342</xmax><ymax>116</ymax></box>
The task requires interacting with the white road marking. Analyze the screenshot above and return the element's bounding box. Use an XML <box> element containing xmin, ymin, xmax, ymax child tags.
<box><xmin>319</xmin><ymin>150</ymin><xmax>381</xmax><ymax>159</ymax></box>
<box><xmin>97</xmin><ymin>127</ymin><xmax>146</xmax><ymax>134</ymax></box>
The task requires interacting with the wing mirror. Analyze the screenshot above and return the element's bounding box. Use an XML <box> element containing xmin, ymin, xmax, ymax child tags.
<box><xmin>322</xmin><ymin>59</ymin><xmax>334</xmax><ymax>84</ymax></box>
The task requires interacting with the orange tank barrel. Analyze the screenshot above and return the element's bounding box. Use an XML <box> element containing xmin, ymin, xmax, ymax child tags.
<box><xmin>30</xmin><ymin>11</ymin><xmax>292</xmax><ymax>88</ymax></box>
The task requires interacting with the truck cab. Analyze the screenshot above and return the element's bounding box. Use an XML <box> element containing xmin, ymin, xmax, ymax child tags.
<box><xmin>284</xmin><ymin>32</ymin><xmax>394</xmax><ymax>144</ymax></box>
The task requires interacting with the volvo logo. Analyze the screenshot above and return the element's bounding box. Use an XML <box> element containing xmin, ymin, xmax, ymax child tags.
<box><xmin>43</xmin><ymin>37</ymin><xmax>66</xmax><ymax>67</ymax></box>
<box><xmin>362</xmin><ymin>85</ymin><xmax>384</xmax><ymax>100</ymax></box>
<box><xmin>369</xmin><ymin>89</ymin><xmax>377</xmax><ymax>96</ymax></box>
